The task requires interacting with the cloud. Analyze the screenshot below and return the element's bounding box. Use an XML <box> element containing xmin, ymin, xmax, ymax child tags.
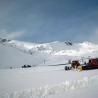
<box><xmin>0</xmin><ymin>30</ymin><xmax>24</xmax><ymax>39</ymax></box>
<box><xmin>89</xmin><ymin>28</ymin><xmax>98</xmax><ymax>43</ymax></box>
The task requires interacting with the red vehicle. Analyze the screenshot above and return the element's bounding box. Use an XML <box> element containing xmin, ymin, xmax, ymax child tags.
<box><xmin>71</xmin><ymin>60</ymin><xmax>80</xmax><ymax>68</ymax></box>
<box><xmin>65</xmin><ymin>60</ymin><xmax>80</xmax><ymax>70</ymax></box>
<box><xmin>82</xmin><ymin>58</ymin><xmax>98</xmax><ymax>70</ymax></box>
<box><xmin>65</xmin><ymin>58</ymin><xmax>98</xmax><ymax>70</ymax></box>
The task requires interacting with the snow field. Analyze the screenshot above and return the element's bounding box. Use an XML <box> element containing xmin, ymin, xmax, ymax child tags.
<box><xmin>1</xmin><ymin>74</ymin><xmax>98</xmax><ymax>98</ymax></box>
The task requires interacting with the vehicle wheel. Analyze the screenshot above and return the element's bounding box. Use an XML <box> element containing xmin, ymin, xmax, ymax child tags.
<box><xmin>65</xmin><ymin>66</ymin><xmax>69</xmax><ymax>70</ymax></box>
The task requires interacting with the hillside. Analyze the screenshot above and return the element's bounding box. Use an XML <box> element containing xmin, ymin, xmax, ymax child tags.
<box><xmin>0</xmin><ymin>38</ymin><xmax>98</xmax><ymax>69</ymax></box>
<box><xmin>0</xmin><ymin>38</ymin><xmax>98</xmax><ymax>98</ymax></box>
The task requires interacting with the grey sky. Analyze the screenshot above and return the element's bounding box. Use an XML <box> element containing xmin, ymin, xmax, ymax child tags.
<box><xmin>0</xmin><ymin>0</ymin><xmax>98</xmax><ymax>43</ymax></box>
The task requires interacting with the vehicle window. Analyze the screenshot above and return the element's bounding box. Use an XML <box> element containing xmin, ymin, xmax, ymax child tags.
<box><xmin>96</xmin><ymin>59</ymin><xmax>98</xmax><ymax>64</ymax></box>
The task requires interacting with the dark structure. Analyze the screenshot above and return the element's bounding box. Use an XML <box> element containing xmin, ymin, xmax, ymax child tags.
<box><xmin>22</xmin><ymin>65</ymin><xmax>31</xmax><ymax>68</ymax></box>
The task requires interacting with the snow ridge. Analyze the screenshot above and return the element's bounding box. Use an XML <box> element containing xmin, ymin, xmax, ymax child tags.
<box><xmin>1</xmin><ymin>38</ymin><xmax>98</xmax><ymax>57</ymax></box>
<box><xmin>6</xmin><ymin>40</ymin><xmax>98</xmax><ymax>56</ymax></box>
<box><xmin>1</xmin><ymin>75</ymin><xmax>98</xmax><ymax>98</ymax></box>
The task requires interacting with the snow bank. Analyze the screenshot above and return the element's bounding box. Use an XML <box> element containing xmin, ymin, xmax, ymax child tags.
<box><xmin>1</xmin><ymin>75</ymin><xmax>98</xmax><ymax>98</ymax></box>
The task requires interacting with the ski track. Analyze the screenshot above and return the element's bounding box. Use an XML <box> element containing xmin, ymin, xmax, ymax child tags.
<box><xmin>0</xmin><ymin>75</ymin><xmax>98</xmax><ymax>98</ymax></box>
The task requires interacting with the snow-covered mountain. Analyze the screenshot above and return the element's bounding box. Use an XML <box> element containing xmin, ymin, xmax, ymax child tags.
<box><xmin>1</xmin><ymin>38</ymin><xmax>98</xmax><ymax>98</ymax></box>
<box><xmin>0</xmin><ymin>38</ymin><xmax>98</xmax><ymax>69</ymax></box>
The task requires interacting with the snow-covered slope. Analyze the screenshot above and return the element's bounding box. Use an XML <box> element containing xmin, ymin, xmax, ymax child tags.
<box><xmin>0</xmin><ymin>38</ymin><xmax>98</xmax><ymax>68</ymax></box>
<box><xmin>7</xmin><ymin>40</ymin><xmax>98</xmax><ymax>57</ymax></box>
<box><xmin>1</xmin><ymin>38</ymin><xmax>98</xmax><ymax>98</ymax></box>
<box><xmin>0</xmin><ymin>68</ymin><xmax>98</xmax><ymax>98</ymax></box>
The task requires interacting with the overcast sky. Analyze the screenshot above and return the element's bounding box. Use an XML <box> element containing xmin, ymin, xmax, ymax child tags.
<box><xmin>0</xmin><ymin>0</ymin><xmax>98</xmax><ymax>43</ymax></box>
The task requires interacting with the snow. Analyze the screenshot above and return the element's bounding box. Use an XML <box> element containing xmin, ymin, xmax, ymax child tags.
<box><xmin>1</xmin><ymin>39</ymin><xmax>98</xmax><ymax>98</ymax></box>
<box><xmin>0</xmin><ymin>67</ymin><xmax>98</xmax><ymax>98</ymax></box>
<box><xmin>1</xmin><ymin>40</ymin><xmax>98</xmax><ymax>68</ymax></box>
<box><xmin>6</xmin><ymin>40</ymin><xmax>98</xmax><ymax>57</ymax></box>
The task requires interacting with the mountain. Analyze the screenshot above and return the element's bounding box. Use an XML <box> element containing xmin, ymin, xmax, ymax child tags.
<box><xmin>0</xmin><ymin>38</ymin><xmax>98</xmax><ymax>69</ymax></box>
